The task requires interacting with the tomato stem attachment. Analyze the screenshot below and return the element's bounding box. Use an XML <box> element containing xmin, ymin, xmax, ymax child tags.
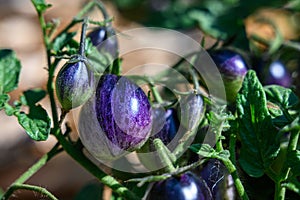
<box><xmin>79</xmin><ymin>18</ymin><xmax>88</xmax><ymax>57</ymax></box>
<box><xmin>153</xmin><ymin>138</ymin><xmax>176</xmax><ymax>173</ymax></box>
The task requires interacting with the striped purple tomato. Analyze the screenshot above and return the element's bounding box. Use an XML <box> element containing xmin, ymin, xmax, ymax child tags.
<box><xmin>209</xmin><ymin>49</ymin><xmax>248</xmax><ymax>103</ymax></box>
<box><xmin>179</xmin><ymin>94</ymin><xmax>204</xmax><ymax>131</ymax></box>
<box><xmin>95</xmin><ymin>74</ymin><xmax>152</xmax><ymax>155</ymax></box>
<box><xmin>55</xmin><ymin>58</ymin><xmax>94</xmax><ymax>111</ymax></box>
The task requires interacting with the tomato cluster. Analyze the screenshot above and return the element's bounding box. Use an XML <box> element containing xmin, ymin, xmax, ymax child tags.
<box><xmin>54</xmin><ymin>15</ymin><xmax>299</xmax><ymax>199</ymax></box>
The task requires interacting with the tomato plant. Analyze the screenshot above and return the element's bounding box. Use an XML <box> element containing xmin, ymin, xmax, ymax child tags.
<box><xmin>0</xmin><ymin>0</ymin><xmax>300</xmax><ymax>200</ymax></box>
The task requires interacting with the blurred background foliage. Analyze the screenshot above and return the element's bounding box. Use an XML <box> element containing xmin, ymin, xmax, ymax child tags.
<box><xmin>108</xmin><ymin>0</ymin><xmax>300</xmax><ymax>97</ymax></box>
<box><xmin>109</xmin><ymin>0</ymin><xmax>300</xmax><ymax>51</ymax></box>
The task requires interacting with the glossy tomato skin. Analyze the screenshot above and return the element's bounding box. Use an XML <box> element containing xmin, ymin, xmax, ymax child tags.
<box><xmin>151</xmin><ymin>108</ymin><xmax>179</xmax><ymax>145</ymax></box>
<box><xmin>137</xmin><ymin>107</ymin><xmax>180</xmax><ymax>171</ymax></box>
<box><xmin>95</xmin><ymin>74</ymin><xmax>152</xmax><ymax>155</ymax></box>
<box><xmin>55</xmin><ymin>59</ymin><xmax>94</xmax><ymax>110</ymax></box>
<box><xmin>200</xmin><ymin>159</ymin><xmax>235</xmax><ymax>200</ymax></box>
<box><xmin>263</xmin><ymin>61</ymin><xmax>292</xmax><ymax>87</ymax></box>
<box><xmin>209</xmin><ymin>49</ymin><xmax>248</xmax><ymax>103</ymax></box>
<box><xmin>87</xmin><ymin>26</ymin><xmax>119</xmax><ymax>58</ymax></box>
<box><xmin>146</xmin><ymin>172</ymin><xmax>213</xmax><ymax>200</ymax></box>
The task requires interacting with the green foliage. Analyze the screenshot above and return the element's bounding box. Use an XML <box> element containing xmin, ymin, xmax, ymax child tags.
<box><xmin>264</xmin><ymin>85</ymin><xmax>299</xmax><ymax>128</ymax></box>
<box><xmin>16</xmin><ymin>89</ymin><xmax>51</xmax><ymax>141</ymax></box>
<box><xmin>287</xmin><ymin>150</ymin><xmax>300</xmax><ymax>177</ymax></box>
<box><xmin>0</xmin><ymin>94</ymin><xmax>9</xmax><ymax>110</ymax></box>
<box><xmin>190</xmin><ymin>144</ymin><xmax>215</xmax><ymax>158</ymax></box>
<box><xmin>264</xmin><ymin>85</ymin><xmax>299</xmax><ymax>110</ymax></box>
<box><xmin>51</xmin><ymin>32</ymin><xmax>78</xmax><ymax>55</ymax></box>
<box><xmin>31</xmin><ymin>0</ymin><xmax>51</xmax><ymax>14</ymax></box>
<box><xmin>85</xmin><ymin>38</ymin><xmax>113</xmax><ymax>74</ymax></box>
<box><xmin>74</xmin><ymin>182</ymin><xmax>103</xmax><ymax>200</ymax></box>
<box><xmin>0</xmin><ymin>49</ymin><xmax>21</xmax><ymax>94</ymax></box>
<box><xmin>236</xmin><ymin>70</ymin><xmax>280</xmax><ymax>177</ymax></box>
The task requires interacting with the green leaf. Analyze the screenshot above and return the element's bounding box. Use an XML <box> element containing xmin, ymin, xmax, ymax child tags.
<box><xmin>85</xmin><ymin>38</ymin><xmax>113</xmax><ymax>74</ymax></box>
<box><xmin>286</xmin><ymin>0</ymin><xmax>300</xmax><ymax>11</ymax></box>
<box><xmin>0</xmin><ymin>94</ymin><xmax>9</xmax><ymax>110</ymax></box>
<box><xmin>280</xmin><ymin>117</ymin><xmax>300</xmax><ymax>133</ymax></box>
<box><xmin>23</xmin><ymin>89</ymin><xmax>46</xmax><ymax>106</ymax></box>
<box><xmin>0</xmin><ymin>49</ymin><xmax>21</xmax><ymax>94</ymax></box>
<box><xmin>110</xmin><ymin>192</ymin><xmax>123</xmax><ymax>200</ymax></box>
<box><xmin>4</xmin><ymin>103</ymin><xmax>17</xmax><ymax>116</ymax></box>
<box><xmin>51</xmin><ymin>32</ymin><xmax>77</xmax><ymax>54</ymax></box>
<box><xmin>264</xmin><ymin>85</ymin><xmax>299</xmax><ymax>110</ymax></box>
<box><xmin>216</xmin><ymin>150</ymin><xmax>230</xmax><ymax>161</ymax></box>
<box><xmin>31</xmin><ymin>0</ymin><xmax>51</xmax><ymax>13</ymax></box>
<box><xmin>15</xmin><ymin>89</ymin><xmax>51</xmax><ymax>141</ymax></box>
<box><xmin>190</xmin><ymin>144</ymin><xmax>215</xmax><ymax>157</ymax></box>
<box><xmin>285</xmin><ymin>177</ymin><xmax>300</xmax><ymax>195</ymax></box>
<box><xmin>16</xmin><ymin>108</ymin><xmax>51</xmax><ymax>141</ymax></box>
<box><xmin>264</xmin><ymin>86</ymin><xmax>299</xmax><ymax>128</ymax></box>
<box><xmin>74</xmin><ymin>182</ymin><xmax>103</xmax><ymax>200</ymax></box>
<box><xmin>236</xmin><ymin>70</ymin><xmax>280</xmax><ymax>177</ymax></box>
<box><xmin>287</xmin><ymin>150</ymin><xmax>300</xmax><ymax>177</ymax></box>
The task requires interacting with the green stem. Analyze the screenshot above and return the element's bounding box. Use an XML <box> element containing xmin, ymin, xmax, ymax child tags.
<box><xmin>47</xmin><ymin>60</ymin><xmax>59</xmax><ymax>127</ymax></box>
<box><xmin>266</xmin><ymin>167</ymin><xmax>279</xmax><ymax>182</ymax></box>
<box><xmin>153</xmin><ymin>138</ymin><xmax>176</xmax><ymax>173</ymax></box>
<box><xmin>215</xmin><ymin>121</ymin><xmax>224</xmax><ymax>152</ymax></box>
<box><xmin>54</xmin><ymin>130</ymin><xmax>139</xmax><ymax>200</ymax></box>
<box><xmin>188</xmin><ymin>67</ymin><xmax>200</xmax><ymax>91</ymax></box>
<box><xmin>36</xmin><ymin>8</ymin><xmax>60</xmax><ymax>126</ymax></box>
<box><xmin>53</xmin><ymin>1</ymin><xmax>95</xmax><ymax>43</ymax></box>
<box><xmin>275</xmin><ymin>129</ymin><xmax>300</xmax><ymax>199</ymax></box>
<box><xmin>1</xmin><ymin>143</ymin><xmax>62</xmax><ymax>200</ymax></box>
<box><xmin>229</xmin><ymin>133</ymin><xmax>237</xmax><ymax>165</ymax></box>
<box><xmin>173</xmin><ymin>128</ymin><xmax>198</xmax><ymax>158</ymax></box>
<box><xmin>78</xmin><ymin>18</ymin><xmax>88</xmax><ymax>56</ymax></box>
<box><xmin>127</xmin><ymin>159</ymin><xmax>207</xmax><ymax>186</ymax></box>
<box><xmin>282</xmin><ymin>180</ymin><xmax>300</xmax><ymax>195</ymax></box>
<box><xmin>212</xmin><ymin>111</ymin><xmax>248</xmax><ymax>200</ymax></box>
<box><xmin>94</xmin><ymin>0</ymin><xmax>109</xmax><ymax>20</ymax></box>
<box><xmin>286</xmin><ymin>130</ymin><xmax>300</xmax><ymax>155</ymax></box>
<box><xmin>275</xmin><ymin>181</ymin><xmax>286</xmax><ymax>200</ymax></box>
<box><xmin>220</xmin><ymin>157</ymin><xmax>250</xmax><ymax>200</ymax></box>
<box><xmin>4</xmin><ymin>184</ymin><xmax>58</xmax><ymax>200</ymax></box>
<box><xmin>149</xmin><ymin>82</ymin><xmax>164</xmax><ymax>104</ymax></box>
<box><xmin>250</xmin><ymin>34</ymin><xmax>300</xmax><ymax>51</ymax></box>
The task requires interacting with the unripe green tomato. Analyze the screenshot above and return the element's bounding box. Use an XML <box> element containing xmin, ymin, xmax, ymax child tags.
<box><xmin>55</xmin><ymin>58</ymin><xmax>94</xmax><ymax>110</ymax></box>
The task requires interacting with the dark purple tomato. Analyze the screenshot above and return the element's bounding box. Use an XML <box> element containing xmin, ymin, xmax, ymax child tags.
<box><xmin>200</xmin><ymin>159</ymin><xmax>235</xmax><ymax>200</ymax></box>
<box><xmin>137</xmin><ymin>107</ymin><xmax>180</xmax><ymax>171</ymax></box>
<box><xmin>55</xmin><ymin>59</ymin><xmax>94</xmax><ymax>110</ymax></box>
<box><xmin>95</xmin><ymin>74</ymin><xmax>152</xmax><ymax>155</ymax></box>
<box><xmin>87</xmin><ymin>26</ymin><xmax>119</xmax><ymax>58</ymax></box>
<box><xmin>209</xmin><ymin>49</ymin><xmax>248</xmax><ymax>103</ymax></box>
<box><xmin>151</xmin><ymin>108</ymin><xmax>179</xmax><ymax>145</ymax></box>
<box><xmin>146</xmin><ymin>172</ymin><xmax>213</xmax><ymax>200</ymax></box>
<box><xmin>264</xmin><ymin>61</ymin><xmax>292</xmax><ymax>87</ymax></box>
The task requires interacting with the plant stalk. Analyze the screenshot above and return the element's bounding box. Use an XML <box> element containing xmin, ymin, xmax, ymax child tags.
<box><xmin>54</xmin><ymin>129</ymin><xmax>139</xmax><ymax>200</ymax></box>
<box><xmin>1</xmin><ymin>143</ymin><xmax>62</xmax><ymax>200</ymax></box>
